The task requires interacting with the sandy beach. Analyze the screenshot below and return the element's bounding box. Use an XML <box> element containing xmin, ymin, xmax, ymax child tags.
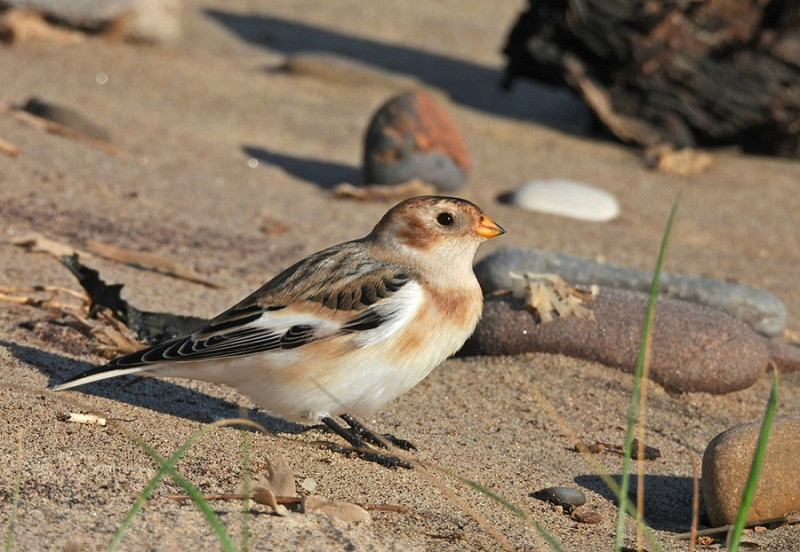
<box><xmin>1</xmin><ymin>1</ymin><xmax>799</xmax><ymax>550</ymax></box>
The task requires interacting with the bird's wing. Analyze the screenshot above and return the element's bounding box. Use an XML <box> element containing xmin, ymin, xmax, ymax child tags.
<box><xmin>52</xmin><ymin>245</ymin><xmax>419</xmax><ymax>390</ymax></box>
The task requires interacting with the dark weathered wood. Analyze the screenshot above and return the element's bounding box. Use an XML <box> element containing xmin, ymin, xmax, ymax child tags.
<box><xmin>502</xmin><ymin>0</ymin><xmax>800</xmax><ymax>157</ymax></box>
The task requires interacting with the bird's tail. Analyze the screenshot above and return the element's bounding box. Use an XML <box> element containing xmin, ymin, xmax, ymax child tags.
<box><xmin>50</xmin><ymin>365</ymin><xmax>150</xmax><ymax>391</ymax></box>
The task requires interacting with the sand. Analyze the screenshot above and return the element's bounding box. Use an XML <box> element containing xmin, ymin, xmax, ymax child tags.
<box><xmin>1</xmin><ymin>1</ymin><xmax>799</xmax><ymax>550</ymax></box>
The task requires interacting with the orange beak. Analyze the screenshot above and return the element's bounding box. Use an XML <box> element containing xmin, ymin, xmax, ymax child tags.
<box><xmin>475</xmin><ymin>215</ymin><xmax>505</xmax><ymax>238</ymax></box>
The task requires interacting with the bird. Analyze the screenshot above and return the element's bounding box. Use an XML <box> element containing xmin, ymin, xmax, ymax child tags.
<box><xmin>53</xmin><ymin>195</ymin><xmax>504</xmax><ymax>466</ymax></box>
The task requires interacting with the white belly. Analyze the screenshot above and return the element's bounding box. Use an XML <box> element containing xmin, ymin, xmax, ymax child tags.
<box><xmin>154</xmin><ymin>281</ymin><xmax>482</xmax><ymax>423</ymax></box>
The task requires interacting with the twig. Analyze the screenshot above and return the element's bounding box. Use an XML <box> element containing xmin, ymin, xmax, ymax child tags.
<box><xmin>88</xmin><ymin>239</ymin><xmax>219</xmax><ymax>288</ymax></box>
<box><xmin>166</xmin><ymin>493</ymin><xmax>302</xmax><ymax>506</ymax></box>
<box><xmin>674</xmin><ymin>514</ymin><xmax>800</xmax><ymax>540</ymax></box>
<box><xmin>689</xmin><ymin>454</ymin><xmax>700</xmax><ymax>552</ymax></box>
<box><xmin>359</xmin><ymin>502</ymin><xmax>410</xmax><ymax>514</ymax></box>
<box><xmin>0</xmin><ymin>135</ymin><xmax>18</xmax><ymax>157</ymax></box>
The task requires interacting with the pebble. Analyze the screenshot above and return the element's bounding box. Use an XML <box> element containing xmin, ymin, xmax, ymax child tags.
<box><xmin>764</xmin><ymin>339</ymin><xmax>800</xmax><ymax>374</ymax></box>
<box><xmin>362</xmin><ymin>90</ymin><xmax>471</xmax><ymax>192</ymax></box>
<box><xmin>460</xmin><ymin>287</ymin><xmax>768</xmax><ymax>394</ymax></box>
<box><xmin>511</xmin><ymin>179</ymin><xmax>620</xmax><ymax>222</ymax></box>
<box><xmin>2</xmin><ymin>0</ymin><xmax>182</xmax><ymax>43</ymax></box>
<box><xmin>474</xmin><ymin>247</ymin><xmax>788</xmax><ymax>336</ymax></box>
<box><xmin>702</xmin><ymin>417</ymin><xmax>800</xmax><ymax>526</ymax></box>
<box><xmin>572</xmin><ymin>511</ymin><xmax>603</xmax><ymax>524</ymax></box>
<box><xmin>531</xmin><ymin>487</ymin><xmax>586</xmax><ymax>509</ymax></box>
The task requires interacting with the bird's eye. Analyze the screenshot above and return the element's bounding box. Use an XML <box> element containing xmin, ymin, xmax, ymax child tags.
<box><xmin>436</xmin><ymin>212</ymin><xmax>454</xmax><ymax>226</ymax></box>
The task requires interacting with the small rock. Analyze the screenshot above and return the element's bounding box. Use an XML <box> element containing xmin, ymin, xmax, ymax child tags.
<box><xmin>531</xmin><ymin>487</ymin><xmax>587</xmax><ymax>509</ymax></box>
<box><xmin>572</xmin><ymin>510</ymin><xmax>603</xmax><ymax>524</ymax></box>
<box><xmin>300</xmin><ymin>477</ymin><xmax>317</xmax><ymax>494</ymax></box>
<box><xmin>702</xmin><ymin>417</ymin><xmax>800</xmax><ymax>526</ymax></box>
<box><xmin>764</xmin><ymin>339</ymin><xmax>800</xmax><ymax>373</ymax></box>
<box><xmin>511</xmin><ymin>179</ymin><xmax>620</xmax><ymax>222</ymax></box>
<box><xmin>460</xmin><ymin>288</ymin><xmax>768</xmax><ymax>394</ymax></box>
<box><xmin>362</xmin><ymin>90</ymin><xmax>470</xmax><ymax>192</ymax></box>
<box><xmin>474</xmin><ymin>247</ymin><xmax>788</xmax><ymax>336</ymax></box>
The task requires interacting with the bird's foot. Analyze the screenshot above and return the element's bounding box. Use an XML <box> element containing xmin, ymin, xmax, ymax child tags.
<box><xmin>339</xmin><ymin>414</ymin><xmax>418</xmax><ymax>451</ymax></box>
<box><xmin>317</xmin><ymin>415</ymin><xmax>416</xmax><ymax>469</ymax></box>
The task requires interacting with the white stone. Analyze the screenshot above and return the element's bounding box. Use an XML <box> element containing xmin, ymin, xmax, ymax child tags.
<box><xmin>513</xmin><ymin>179</ymin><xmax>620</xmax><ymax>222</ymax></box>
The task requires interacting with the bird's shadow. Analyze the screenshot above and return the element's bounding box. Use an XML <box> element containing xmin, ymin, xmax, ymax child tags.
<box><xmin>575</xmin><ymin>473</ymin><xmax>704</xmax><ymax>533</ymax></box>
<box><xmin>243</xmin><ymin>146</ymin><xmax>360</xmax><ymax>189</ymax></box>
<box><xmin>4</xmin><ymin>340</ymin><xmax>306</xmax><ymax>435</ymax></box>
<box><xmin>206</xmin><ymin>9</ymin><xmax>591</xmax><ymax>131</ymax></box>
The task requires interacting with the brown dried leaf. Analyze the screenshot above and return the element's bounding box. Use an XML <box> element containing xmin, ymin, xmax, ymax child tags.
<box><xmin>303</xmin><ymin>495</ymin><xmax>371</xmax><ymax>523</ymax></box>
<box><xmin>0</xmin><ymin>9</ymin><xmax>85</xmax><ymax>45</ymax></box>
<box><xmin>8</xmin><ymin>232</ymin><xmax>90</xmax><ymax>259</ymax></box>
<box><xmin>508</xmin><ymin>272</ymin><xmax>597</xmax><ymax>324</ymax></box>
<box><xmin>0</xmin><ymin>101</ymin><xmax>126</xmax><ymax>157</ymax></box>
<box><xmin>264</xmin><ymin>454</ymin><xmax>297</xmax><ymax>498</ymax></box>
<box><xmin>646</xmin><ymin>145</ymin><xmax>714</xmax><ymax>176</ymax></box>
<box><xmin>251</xmin><ymin>486</ymin><xmax>290</xmax><ymax>516</ymax></box>
<box><xmin>0</xmin><ymin>135</ymin><xmax>18</xmax><ymax>157</ymax></box>
<box><xmin>331</xmin><ymin>179</ymin><xmax>436</xmax><ymax>201</ymax></box>
<box><xmin>88</xmin><ymin>239</ymin><xmax>219</xmax><ymax>288</ymax></box>
<box><xmin>90</xmin><ymin>310</ymin><xmax>142</xmax><ymax>357</ymax></box>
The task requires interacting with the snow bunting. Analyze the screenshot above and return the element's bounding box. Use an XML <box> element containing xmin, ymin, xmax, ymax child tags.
<box><xmin>53</xmin><ymin>196</ymin><xmax>504</xmax><ymax>464</ymax></box>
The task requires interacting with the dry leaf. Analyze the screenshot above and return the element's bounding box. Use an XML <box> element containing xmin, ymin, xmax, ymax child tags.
<box><xmin>332</xmin><ymin>179</ymin><xmax>436</xmax><ymax>201</ymax></box>
<box><xmin>645</xmin><ymin>144</ymin><xmax>714</xmax><ymax>176</ymax></box>
<box><xmin>507</xmin><ymin>272</ymin><xmax>597</xmax><ymax>323</ymax></box>
<box><xmin>0</xmin><ymin>135</ymin><xmax>18</xmax><ymax>157</ymax></box>
<box><xmin>303</xmin><ymin>495</ymin><xmax>371</xmax><ymax>523</ymax></box>
<box><xmin>8</xmin><ymin>232</ymin><xmax>90</xmax><ymax>259</ymax></box>
<box><xmin>88</xmin><ymin>239</ymin><xmax>219</xmax><ymax>288</ymax></box>
<box><xmin>251</xmin><ymin>486</ymin><xmax>290</xmax><ymax>516</ymax></box>
<box><xmin>264</xmin><ymin>454</ymin><xmax>297</xmax><ymax>498</ymax></box>
<box><xmin>0</xmin><ymin>9</ymin><xmax>85</xmax><ymax>45</ymax></box>
<box><xmin>260</xmin><ymin>215</ymin><xmax>291</xmax><ymax>237</ymax></box>
<box><xmin>0</xmin><ymin>101</ymin><xmax>126</xmax><ymax>157</ymax></box>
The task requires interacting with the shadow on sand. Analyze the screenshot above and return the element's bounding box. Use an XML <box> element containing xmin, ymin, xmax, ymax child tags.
<box><xmin>5</xmin><ymin>340</ymin><xmax>306</xmax><ymax>435</ymax></box>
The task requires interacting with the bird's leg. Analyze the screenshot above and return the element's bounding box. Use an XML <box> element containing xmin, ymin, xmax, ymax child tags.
<box><xmin>320</xmin><ymin>416</ymin><xmax>413</xmax><ymax>469</ymax></box>
<box><xmin>340</xmin><ymin>414</ymin><xmax>417</xmax><ymax>451</ymax></box>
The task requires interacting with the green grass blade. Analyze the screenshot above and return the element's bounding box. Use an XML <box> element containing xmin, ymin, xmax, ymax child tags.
<box><xmin>239</xmin><ymin>409</ymin><xmax>252</xmax><ymax>552</ymax></box>
<box><xmin>134</xmin><ymin>439</ymin><xmax>237</xmax><ymax>551</ymax></box>
<box><xmin>727</xmin><ymin>371</ymin><xmax>780</xmax><ymax>551</ymax></box>
<box><xmin>614</xmin><ymin>192</ymin><xmax>682</xmax><ymax>551</ymax></box>
<box><xmin>110</xmin><ymin>418</ymin><xmax>265</xmax><ymax>552</ymax></box>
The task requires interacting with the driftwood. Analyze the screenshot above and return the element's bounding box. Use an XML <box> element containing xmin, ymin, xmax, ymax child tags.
<box><xmin>501</xmin><ymin>0</ymin><xmax>800</xmax><ymax>157</ymax></box>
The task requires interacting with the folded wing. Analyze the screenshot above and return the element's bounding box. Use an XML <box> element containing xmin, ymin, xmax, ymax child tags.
<box><xmin>52</xmin><ymin>246</ymin><xmax>419</xmax><ymax>390</ymax></box>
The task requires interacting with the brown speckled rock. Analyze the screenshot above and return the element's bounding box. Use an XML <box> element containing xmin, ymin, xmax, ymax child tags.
<box><xmin>702</xmin><ymin>417</ymin><xmax>800</xmax><ymax>526</ymax></box>
<box><xmin>362</xmin><ymin>90</ymin><xmax>471</xmax><ymax>191</ymax></box>
<box><xmin>765</xmin><ymin>339</ymin><xmax>800</xmax><ymax>373</ymax></box>
<box><xmin>461</xmin><ymin>287</ymin><xmax>768</xmax><ymax>394</ymax></box>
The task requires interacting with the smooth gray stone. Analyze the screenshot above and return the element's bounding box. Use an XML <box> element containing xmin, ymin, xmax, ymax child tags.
<box><xmin>474</xmin><ymin>247</ymin><xmax>787</xmax><ymax>336</ymax></box>
<box><xmin>531</xmin><ymin>487</ymin><xmax>586</xmax><ymax>508</ymax></box>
